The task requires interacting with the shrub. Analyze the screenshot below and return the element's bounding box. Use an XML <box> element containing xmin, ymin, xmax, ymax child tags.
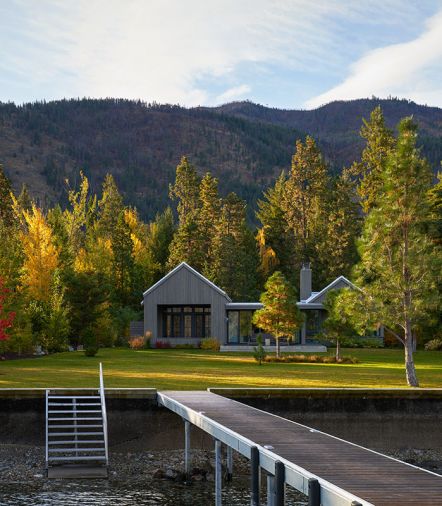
<box><xmin>175</xmin><ymin>343</ymin><xmax>196</xmax><ymax>349</ymax></box>
<box><xmin>155</xmin><ymin>340</ymin><xmax>171</xmax><ymax>349</ymax></box>
<box><xmin>82</xmin><ymin>326</ymin><xmax>99</xmax><ymax>357</ymax></box>
<box><xmin>253</xmin><ymin>335</ymin><xmax>266</xmax><ymax>365</ymax></box>
<box><xmin>340</xmin><ymin>337</ymin><xmax>383</xmax><ymax>349</ymax></box>
<box><xmin>84</xmin><ymin>346</ymin><xmax>99</xmax><ymax>357</ymax></box>
<box><xmin>128</xmin><ymin>336</ymin><xmax>145</xmax><ymax>350</ymax></box>
<box><xmin>424</xmin><ymin>338</ymin><xmax>442</xmax><ymax>351</ymax></box>
<box><xmin>94</xmin><ymin>311</ymin><xmax>118</xmax><ymax>347</ymax></box>
<box><xmin>264</xmin><ymin>354</ymin><xmax>359</xmax><ymax>364</ymax></box>
<box><xmin>200</xmin><ymin>337</ymin><xmax>220</xmax><ymax>351</ymax></box>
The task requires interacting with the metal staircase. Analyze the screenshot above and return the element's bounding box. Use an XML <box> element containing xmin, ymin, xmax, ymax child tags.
<box><xmin>45</xmin><ymin>363</ymin><xmax>109</xmax><ymax>477</ymax></box>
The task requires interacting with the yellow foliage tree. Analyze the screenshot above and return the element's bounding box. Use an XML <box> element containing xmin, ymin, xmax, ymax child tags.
<box><xmin>20</xmin><ymin>205</ymin><xmax>59</xmax><ymax>302</ymax></box>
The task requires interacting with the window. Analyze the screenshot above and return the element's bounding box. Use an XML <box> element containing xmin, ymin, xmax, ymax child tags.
<box><xmin>227</xmin><ymin>310</ymin><xmax>257</xmax><ymax>344</ymax></box>
<box><xmin>161</xmin><ymin>306</ymin><xmax>211</xmax><ymax>338</ymax></box>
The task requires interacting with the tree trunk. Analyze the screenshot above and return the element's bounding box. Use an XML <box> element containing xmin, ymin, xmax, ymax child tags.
<box><xmin>404</xmin><ymin>321</ymin><xmax>419</xmax><ymax>387</ymax></box>
<box><xmin>335</xmin><ymin>339</ymin><xmax>341</xmax><ymax>361</ymax></box>
<box><xmin>276</xmin><ymin>337</ymin><xmax>281</xmax><ymax>359</ymax></box>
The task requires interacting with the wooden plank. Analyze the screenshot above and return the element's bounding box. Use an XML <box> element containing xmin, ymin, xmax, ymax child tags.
<box><xmin>158</xmin><ymin>391</ymin><xmax>442</xmax><ymax>506</ymax></box>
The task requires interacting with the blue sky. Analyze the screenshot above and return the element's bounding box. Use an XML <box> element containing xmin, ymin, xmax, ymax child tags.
<box><xmin>1</xmin><ymin>0</ymin><xmax>442</xmax><ymax>109</ymax></box>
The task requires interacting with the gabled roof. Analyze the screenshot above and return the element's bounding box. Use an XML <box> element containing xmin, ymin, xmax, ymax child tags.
<box><xmin>306</xmin><ymin>275</ymin><xmax>358</xmax><ymax>304</ymax></box>
<box><xmin>142</xmin><ymin>262</ymin><xmax>231</xmax><ymax>301</ymax></box>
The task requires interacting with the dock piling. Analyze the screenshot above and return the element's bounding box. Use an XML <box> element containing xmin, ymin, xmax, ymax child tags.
<box><xmin>215</xmin><ymin>439</ymin><xmax>222</xmax><ymax>506</ymax></box>
<box><xmin>184</xmin><ymin>420</ymin><xmax>191</xmax><ymax>479</ymax></box>
<box><xmin>251</xmin><ymin>445</ymin><xmax>260</xmax><ymax>505</ymax></box>
<box><xmin>274</xmin><ymin>461</ymin><xmax>285</xmax><ymax>506</ymax></box>
<box><xmin>226</xmin><ymin>445</ymin><xmax>233</xmax><ymax>481</ymax></box>
<box><xmin>308</xmin><ymin>478</ymin><xmax>320</xmax><ymax>506</ymax></box>
<box><xmin>267</xmin><ymin>474</ymin><xmax>275</xmax><ymax>506</ymax></box>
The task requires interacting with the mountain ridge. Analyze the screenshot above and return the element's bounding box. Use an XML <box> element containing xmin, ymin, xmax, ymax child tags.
<box><xmin>1</xmin><ymin>97</ymin><xmax>441</xmax><ymax>220</ymax></box>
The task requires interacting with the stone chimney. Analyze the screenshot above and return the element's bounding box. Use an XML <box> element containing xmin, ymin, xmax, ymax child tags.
<box><xmin>300</xmin><ymin>262</ymin><xmax>312</xmax><ymax>301</ymax></box>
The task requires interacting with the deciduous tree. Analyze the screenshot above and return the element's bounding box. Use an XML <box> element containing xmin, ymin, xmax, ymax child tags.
<box><xmin>252</xmin><ymin>271</ymin><xmax>303</xmax><ymax>358</ymax></box>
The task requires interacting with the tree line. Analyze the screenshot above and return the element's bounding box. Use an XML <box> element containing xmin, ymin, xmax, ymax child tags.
<box><xmin>0</xmin><ymin>106</ymin><xmax>441</xmax><ymax>385</ymax></box>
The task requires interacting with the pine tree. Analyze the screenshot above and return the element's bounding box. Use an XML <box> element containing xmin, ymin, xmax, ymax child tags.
<box><xmin>281</xmin><ymin>137</ymin><xmax>329</xmax><ymax>286</ymax></box>
<box><xmin>17</xmin><ymin>184</ymin><xmax>33</xmax><ymax>212</ymax></box>
<box><xmin>0</xmin><ymin>165</ymin><xmax>14</xmax><ymax>228</ymax></box>
<box><xmin>353</xmin><ymin>117</ymin><xmax>439</xmax><ymax>387</ymax></box>
<box><xmin>198</xmin><ymin>173</ymin><xmax>221</xmax><ymax>268</ymax></box>
<box><xmin>64</xmin><ymin>172</ymin><xmax>96</xmax><ymax>257</ymax></box>
<box><xmin>168</xmin><ymin>157</ymin><xmax>203</xmax><ymax>269</ymax></box>
<box><xmin>98</xmin><ymin>174</ymin><xmax>124</xmax><ymax>238</ymax></box>
<box><xmin>426</xmin><ymin>172</ymin><xmax>442</xmax><ymax>246</ymax></box>
<box><xmin>317</xmin><ymin>170</ymin><xmax>361</xmax><ymax>281</ymax></box>
<box><xmin>208</xmin><ymin>193</ymin><xmax>259</xmax><ymax>300</ymax></box>
<box><xmin>351</xmin><ymin>106</ymin><xmax>395</xmax><ymax>213</ymax></box>
<box><xmin>252</xmin><ymin>271</ymin><xmax>303</xmax><ymax>358</ymax></box>
<box><xmin>112</xmin><ymin>211</ymin><xmax>135</xmax><ymax>306</ymax></box>
<box><xmin>256</xmin><ymin>172</ymin><xmax>295</xmax><ymax>280</ymax></box>
<box><xmin>147</xmin><ymin>207</ymin><xmax>175</xmax><ymax>279</ymax></box>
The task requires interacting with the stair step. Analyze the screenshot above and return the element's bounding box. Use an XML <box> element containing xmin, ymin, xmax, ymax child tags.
<box><xmin>48</xmin><ymin>403</ymin><xmax>101</xmax><ymax>406</ymax></box>
<box><xmin>48</xmin><ymin>410</ymin><xmax>102</xmax><ymax>414</ymax></box>
<box><xmin>49</xmin><ymin>447</ymin><xmax>105</xmax><ymax>453</ymax></box>
<box><xmin>48</xmin><ymin>424</ymin><xmax>103</xmax><ymax>429</ymax></box>
<box><xmin>48</xmin><ymin>432</ymin><xmax>104</xmax><ymax>436</ymax></box>
<box><xmin>49</xmin><ymin>417</ymin><xmax>102</xmax><ymax>421</ymax></box>
<box><xmin>48</xmin><ymin>396</ymin><xmax>100</xmax><ymax>399</ymax></box>
<box><xmin>48</xmin><ymin>440</ymin><xmax>104</xmax><ymax>445</ymax></box>
<box><xmin>48</xmin><ymin>456</ymin><xmax>107</xmax><ymax>462</ymax></box>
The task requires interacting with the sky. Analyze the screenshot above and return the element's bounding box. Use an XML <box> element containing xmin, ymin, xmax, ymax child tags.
<box><xmin>1</xmin><ymin>0</ymin><xmax>442</xmax><ymax>110</ymax></box>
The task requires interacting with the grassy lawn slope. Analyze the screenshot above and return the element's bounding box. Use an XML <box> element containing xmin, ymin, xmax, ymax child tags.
<box><xmin>1</xmin><ymin>348</ymin><xmax>441</xmax><ymax>389</ymax></box>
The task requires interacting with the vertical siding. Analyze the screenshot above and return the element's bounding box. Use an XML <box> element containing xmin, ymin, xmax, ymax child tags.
<box><xmin>143</xmin><ymin>266</ymin><xmax>230</xmax><ymax>344</ymax></box>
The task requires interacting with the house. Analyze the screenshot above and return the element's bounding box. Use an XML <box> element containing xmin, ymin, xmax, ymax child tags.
<box><xmin>140</xmin><ymin>261</ymin><xmax>380</xmax><ymax>351</ymax></box>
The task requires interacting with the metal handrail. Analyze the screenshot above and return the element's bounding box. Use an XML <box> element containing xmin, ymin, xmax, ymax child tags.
<box><xmin>99</xmin><ymin>363</ymin><xmax>109</xmax><ymax>466</ymax></box>
<box><xmin>45</xmin><ymin>389</ymin><xmax>49</xmax><ymax>470</ymax></box>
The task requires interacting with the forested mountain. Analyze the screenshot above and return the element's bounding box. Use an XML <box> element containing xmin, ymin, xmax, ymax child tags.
<box><xmin>1</xmin><ymin>98</ymin><xmax>441</xmax><ymax>221</ymax></box>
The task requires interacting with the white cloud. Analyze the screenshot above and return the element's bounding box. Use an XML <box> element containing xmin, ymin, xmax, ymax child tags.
<box><xmin>305</xmin><ymin>9</ymin><xmax>442</xmax><ymax>109</ymax></box>
<box><xmin>216</xmin><ymin>85</ymin><xmax>251</xmax><ymax>104</ymax></box>
<box><xmin>1</xmin><ymin>1</ymin><xmax>441</xmax><ymax>107</ymax></box>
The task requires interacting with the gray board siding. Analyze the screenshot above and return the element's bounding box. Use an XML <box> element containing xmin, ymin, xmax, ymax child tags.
<box><xmin>143</xmin><ymin>265</ymin><xmax>230</xmax><ymax>344</ymax></box>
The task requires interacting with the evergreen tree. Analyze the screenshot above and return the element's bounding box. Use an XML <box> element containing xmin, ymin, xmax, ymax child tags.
<box><xmin>198</xmin><ymin>173</ymin><xmax>221</xmax><ymax>268</ymax></box>
<box><xmin>208</xmin><ymin>193</ymin><xmax>259</xmax><ymax>300</ymax></box>
<box><xmin>64</xmin><ymin>270</ymin><xmax>109</xmax><ymax>346</ymax></box>
<box><xmin>98</xmin><ymin>174</ymin><xmax>124</xmax><ymax>237</ymax></box>
<box><xmin>426</xmin><ymin>172</ymin><xmax>442</xmax><ymax>245</ymax></box>
<box><xmin>351</xmin><ymin>118</ymin><xmax>439</xmax><ymax>387</ymax></box>
<box><xmin>112</xmin><ymin>211</ymin><xmax>135</xmax><ymax>307</ymax></box>
<box><xmin>16</xmin><ymin>184</ymin><xmax>33</xmax><ymax>212</ymax></box>
<box><xmin>256</xmin><ymin>172</ymin><xmax>295</xmax><ymax>280</ymax></box>
<box><xmin>252</xmin><ymin>271</ymin><xmax>303</xmax><ymax>358</ymax></box>
<box><xmin>64</xmin><ymin>172</ymin><xmax>96</xmax><ymax>257</ymax></box>
<box><xmin>351</xmin><ymin>106</ymin><xmax>395</xmax><ymax>213</ymax></box>
<box><xmin>281</xmin><ymin>136</ymin><xmax>329</xmax><ymax>286</ymax></box>
<box><xmin>0</xmin><ymin>165</ymin><xmax>14</xmax><ymax>228</ymax></box>
<box><xmin>168</xmin><ymin>157</ymin><xmax>203</xmax><ymax>269</ymax></box>
<box><xmin>317</xmin><ymin>170</ymin><xmax>361</xmax><ymax>281</ymax></box>
<box><xmin>146</xmin><ymin>207</ymin><xmax>175</xmax><ymax>280</ymax></box>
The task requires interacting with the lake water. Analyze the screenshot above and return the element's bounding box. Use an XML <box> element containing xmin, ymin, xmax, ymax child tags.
<box><xmin>0</xmin><ymin>480</ymin><xmax>307</xmax><ymax>505</ymax></box>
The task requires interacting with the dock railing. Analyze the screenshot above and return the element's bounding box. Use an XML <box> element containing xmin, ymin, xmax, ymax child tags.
<box><xmin>99</xmin><ymin>362</ymin><xmax>109</xmax><ymax>466</ymax></box>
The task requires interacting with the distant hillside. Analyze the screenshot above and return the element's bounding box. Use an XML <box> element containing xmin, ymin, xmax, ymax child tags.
<box><xmin>1</xmin><ymin>98</ymin><xmax>441</xmax><ymax>221</ymax></box>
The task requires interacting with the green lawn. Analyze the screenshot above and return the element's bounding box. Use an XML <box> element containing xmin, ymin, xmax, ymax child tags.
<box><xmin>1</xmin><ymin>348</ymin><xmax>441</xmax><ymax>389</ymax></box>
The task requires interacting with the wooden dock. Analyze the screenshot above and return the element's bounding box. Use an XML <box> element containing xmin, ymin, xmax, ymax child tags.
<box><xmin>158</xmin><ymin>391</ymin><xmax>442</xmax><ymax>506</ymax></box>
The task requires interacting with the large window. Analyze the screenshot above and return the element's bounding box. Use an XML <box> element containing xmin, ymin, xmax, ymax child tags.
<box><xmin>161</xmin><ymin>306</ymin><xmax>211</xmax><ymax>338</ymax></box>
<box><xmin>227</xmin><ymin>310</ymin><xmax>258</xmax><ymax>344</ymax></box>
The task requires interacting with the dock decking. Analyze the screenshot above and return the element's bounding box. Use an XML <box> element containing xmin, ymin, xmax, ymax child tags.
<box><xmin>158</xmin><ymin>390</ymin><xmax>442</xmax><ymax>506</ymax></box>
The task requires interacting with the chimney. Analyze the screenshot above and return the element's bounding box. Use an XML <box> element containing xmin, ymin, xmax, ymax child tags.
<box><xmin>300</xmin><ymin>262</ymin><xmax>312</xmax><ymax>301</ymax></box>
